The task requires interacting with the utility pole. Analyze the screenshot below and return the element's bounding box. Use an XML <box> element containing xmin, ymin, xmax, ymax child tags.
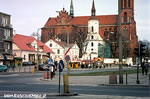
<box><xmin>118</xmin><ymin>0</ymin><xmax>123</xmax><ymax>84</ymax></box>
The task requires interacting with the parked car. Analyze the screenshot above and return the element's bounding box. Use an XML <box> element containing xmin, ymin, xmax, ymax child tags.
<box><xmin>0</xmin><ymin>65</ymin><xmax>8</xmax><ymax>72</ymax></box>
<box><xmin>22</xmin><ymin>62</ymin><xmax>29</xmax><ymax>66</ymax></box>
<box><xmin>35</xmin><ymin>64</ymin><xmax>49</xmax><ymax>71</ymax></box>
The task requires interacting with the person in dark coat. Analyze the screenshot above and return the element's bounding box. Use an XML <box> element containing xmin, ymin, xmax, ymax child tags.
<box><xmin>144</xmin><ymin>62</ymin><xmax>149</xmax><ymax>75</ymax></box>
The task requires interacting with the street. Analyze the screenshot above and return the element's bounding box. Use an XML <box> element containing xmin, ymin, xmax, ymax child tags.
<box><xmin>0</xmin><ymin>69</ymin><xmax>150</xmax><ymax>99</ymax></box>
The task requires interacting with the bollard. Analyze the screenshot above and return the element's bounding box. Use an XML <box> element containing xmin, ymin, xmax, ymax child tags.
<box><xmin>63</xmin><ymin>74</ymin><xmax>69</xmax><ymax>93</ymax></box>
<box><xmin>126</xmin><ymin>73</ymin><xmax>128</xmax><ymax>85</ymax></box>
<box><xmin>32</xmin><ymin>67</ymin><xmax>35</xmax><ymax>74</ymax></box>
<box><xmin>19</xmin><ymin>68</ymin><xmax>20</xmax><ymax>72</ymax></box>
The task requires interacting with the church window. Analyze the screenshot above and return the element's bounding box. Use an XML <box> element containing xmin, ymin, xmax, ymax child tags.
<box><xmin>92</xmin><ymin>26</ymin><xmax>94</xmax><ymax>32</ymax></box>
<box><xmin>121</xmin><ymin>0</ymin><xmax>123</xmax><ymax>8</ymax></box>
<box><xmin>128</xmin><ymin>0</ymin><xmax>130</xmax><ymax>8</ymax></box>
<box><xmin>124</xmin><ymin>0</ymin><xmax>127</xmax><ymax>8</ymax></box>
<box><xmin>124</xmin><ymin>12</ymin><xmax>128</xmax><ymax>23</ymax></box>
<box><xmin>91</xmin><ymin>35</ymin><xmax>94</xmax><ymax>39</ymax></box>
<box><xmin>91</xmin><ymin>42</ymin><xmax>94</xmax><ymax>47</ymax></box>
<box><xmin>91</xmin><ymin>48</ymin><xmax>94</xmax><ymax>52</ymax></box>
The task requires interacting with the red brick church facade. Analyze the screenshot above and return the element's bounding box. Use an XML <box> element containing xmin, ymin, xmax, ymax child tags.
<box><xmin>41</xmin><ymin>0</ymin><xmax>138</xmax><ymax>62</ymax></box>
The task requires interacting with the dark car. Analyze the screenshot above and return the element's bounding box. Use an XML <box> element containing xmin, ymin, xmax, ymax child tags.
<box><xmin>0</xmin><ymin>65</ymin><xmax>8</xmax><ymax>72</ymax></box>
<box><xmin>35</xmin><ymin>64</ymin><xmax>49</xmax><ymax>71</ymax></box>
<box><xmin>22</xmin><ymin>62</ymin><xmax>29</xmax><ymax>66</ymax></box>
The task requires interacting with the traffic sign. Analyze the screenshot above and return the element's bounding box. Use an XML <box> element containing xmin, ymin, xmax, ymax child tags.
<box><xmin>59</xmin><ymin>60</ymin><xmax>64</xmax><ymax>72</ymax></box>
<box><xmin>65</xmin><ymin>55</ymin><xmax>70</xmax><ymax>61</ymax></box>
<box><xmin>65</xmin><ymin>48</ymin><xmax>71</xmax><ymax>55</ymax></box>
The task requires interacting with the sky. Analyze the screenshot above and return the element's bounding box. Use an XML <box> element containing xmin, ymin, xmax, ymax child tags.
<box><xmin>0</xmin><ymin>0</ymin><xmax>149</xmax><ymax>41</ymax></box>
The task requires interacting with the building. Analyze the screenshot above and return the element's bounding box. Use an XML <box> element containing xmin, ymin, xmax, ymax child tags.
<box><xmin>82</xmin><ymin>0</ymin><xmax>105</xmax><ymax>60</ymax></box>
<box><xmin>0</xmin><ymin>12</ymin><xmax>13</xmax><ymax>66</ymax></box>
<box><xmin>41</xmin><ymin>0</ymin><xmax>138</xmax><ymax>63</ymax></box>
<box><xmin>13</xmin><ymin>34</ymin><xmax>53</xmax><ymax>66</ymax></box>
<box><xmin>45</xmin><ymin>39</ymin><xmax>79</xmax><ymax>62</ymax></box>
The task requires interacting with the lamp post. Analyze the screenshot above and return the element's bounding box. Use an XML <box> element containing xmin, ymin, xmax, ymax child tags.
<box><xmin>36</xmin><ymin>28</ymin><xmax>41</xmax><ymax>71</ymax></box>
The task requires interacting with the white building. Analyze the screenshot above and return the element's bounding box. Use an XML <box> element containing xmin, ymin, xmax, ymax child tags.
<box><xmin>82</xmin><ymin>0</ymin><xmax>104</xmax><ymax>60</ymax></box>
<box><xmin>13</xmin><ymin>34</ymin><xmax>54</xmax><ymax>66</ymax></box>
<box><xmin>45</xmin><ymin>39</ymin><xmax>79</xmax><ymax>62</ymax></box>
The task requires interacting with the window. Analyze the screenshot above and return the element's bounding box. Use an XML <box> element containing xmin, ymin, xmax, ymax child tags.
<box><xmin>128</xmin><ymin>0</ymin><xmax>130</xmax><ymax>8</ymax></box>
<box><xmin>124</xmin><ymin>0</ymin><xmax>127</xmax><ymax>8</ymax></box>
<box><xmin>91</xmin><ymin>35</ymin><xmax>94</xmax><ymax>39</ymax></box>
<box><xmin>91</xmin><ymin>42</ymin><xmax>94</xmax><ymax>47</ymax></box>
<box><xmin>121</xmin><ymin>0</ymin><xmax>123</xmax><ymax>8</ymax></box>
<box><xmin>50</xmin><ymin>43</ymin><xmax>52</xmax><ymax>47</ymax></box>
<box><xmin>124</xmin><ymin>12</ymin><xmax>127</xmax><ymax>23</ymax></box>
<box><xmin>24</xmin><ymin>55</ymin><xmax>26</xmax><ymax>60</ymax></box>
<box><xmin>57</xmin><ymin>49</ymin><xmax>60</xmax><ymax>54</ymax></box>
<box><xmin>92</xmin><ymin>26</ymin><xmax>94</xmax><ymax>32</ymax></box>
<box><xmin>91</xmin><ymin>48</ymin><xmax>94</xmax><ymax>52</ymax></box>
<box><xmin>2</xmin><ymin>17</ymin><xmax>8</xmax><ymax>26</ymax></box>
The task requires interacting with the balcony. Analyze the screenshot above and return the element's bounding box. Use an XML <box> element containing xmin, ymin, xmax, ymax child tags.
<box><xmin>0</xmin><ymin>24</ymin><xmax>12</xmax><ymax>28</ymax></box>
<box><xmin>3</xmin><ymin>36</ymin><xmax>12</xmax><ymax>41</ymax></box>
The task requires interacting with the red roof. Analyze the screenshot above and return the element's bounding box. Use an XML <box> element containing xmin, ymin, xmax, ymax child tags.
<box><xmin>45</xmin><ymin>15</ymin><xmax>118</xmax><ymax>26</ymax></box>
<box><xmin>13</xmin><ymin>34</ymin><xmax>54</xmax><ymax>53</ymax></box>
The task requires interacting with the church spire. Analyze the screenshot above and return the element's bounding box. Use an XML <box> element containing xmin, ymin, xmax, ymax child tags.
<box><xmin>91</xmin><ymin>0</ymin><xmax>96</xmax><ymax>16</ymax></box>
<box><xmin>70</xmin><ymin>0</ymin><xmax>74</xmax><ymax>17</ymax></box>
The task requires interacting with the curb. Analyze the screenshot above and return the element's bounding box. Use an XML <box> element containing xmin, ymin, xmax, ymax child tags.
<box><xmin>98</xmin><ymin>84</ymin><xmax>150</xmax><ymax>87</ymax></box>
<box><xmin>46</xmin><ymin>93</ymin><xmax>78</xmax><ymax>97</ymax></box>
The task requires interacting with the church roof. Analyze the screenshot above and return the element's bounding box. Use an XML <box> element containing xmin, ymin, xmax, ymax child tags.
<box><xmin>45</xmin><ymin>15</ymin><xmax>118</xmax><ymax>26</ymax></box>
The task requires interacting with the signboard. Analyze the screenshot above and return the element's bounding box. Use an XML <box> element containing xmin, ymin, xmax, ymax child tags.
<box><xmin>65</xmin><ymin>55</ymin><xmax>70</xmax><ymax>61</ymax></box>
<box><xmin>65</xmin><ymin>48</ymin><xmax>71</xmax><ymax>55</ymax></box>
<box><xmin>59</xmin><ymin>60</ymin><xmax>64</xmax><ymax>72</ymax></box>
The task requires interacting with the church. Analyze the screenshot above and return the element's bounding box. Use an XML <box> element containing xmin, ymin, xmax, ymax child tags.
<box><xmin>41</xmin><ymin>0</ymin><xmax>138</xmax><ymax>63</ymax></box>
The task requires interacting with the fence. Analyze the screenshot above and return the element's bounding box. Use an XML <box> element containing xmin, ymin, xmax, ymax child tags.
<box><xmin>7</xmin><ymin>66</ymin><xmax>35</xmax><ymax>73</ymax></box>
<box><xmin>125</xmin><ymin>73</ymin><xmax>150</xmax><ymax>86</ymax></box>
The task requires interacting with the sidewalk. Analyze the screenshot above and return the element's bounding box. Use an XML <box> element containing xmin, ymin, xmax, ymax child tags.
<box><xmin>39</xmin><ymin>72</ymin><xmax>150</xmax><ymax>86</ymax></box>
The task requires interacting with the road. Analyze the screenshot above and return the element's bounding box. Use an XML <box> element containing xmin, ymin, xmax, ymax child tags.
<box><xmin>0</xmin><ymin>68</ymin><xmax>149</xmax><ymax>99</ymax></box>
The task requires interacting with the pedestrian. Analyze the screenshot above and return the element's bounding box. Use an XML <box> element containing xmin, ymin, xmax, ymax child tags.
<box><xmin>144</xmin><ymin>62</ymin><xmax>149</xmax><ymax>75</ymax></box>
<box><xmin>141</xmin><ymin>62</ymin><xmax>145</xmax><ymax>75</ymax></box>
<box><xmin>54</xmin><ymin>60</ymin><xmax>58</xmax><ymax>71</ymax></box>
<box><xmin>50</xmin><ymin>66</ymin><xmax>54</xmax><ymax>80</ymax></box>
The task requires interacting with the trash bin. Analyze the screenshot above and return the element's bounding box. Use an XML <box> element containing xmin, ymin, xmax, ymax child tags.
<box><xmin>44</xmin><ymin>72</ymin><xmax>49</xmax><ymax>79</ymax></box>
<box><xmin>109</xmin><ymin>75</ymin><xmax>117</xmax><ymax>84</ymax></box>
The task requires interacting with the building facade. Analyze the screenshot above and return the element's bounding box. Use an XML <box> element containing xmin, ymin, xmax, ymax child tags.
<box><xmin>41</xmin><ymin>0</ymin><xmax>138</xmax><ymax>63</ymax></box>
<box><xmin>45</xmin><ymin>39</ymin><xmax>79</xmax><ymax>62</ymax></box>
<box><xmin>13</xmin><ymin>34</ymin><xmax>53</xmax><ymax>66</ymax></box>
<box><xmin>0</xmin><ymin>12</ymin><xmax>13</xmax><ymax>65</ymax></box>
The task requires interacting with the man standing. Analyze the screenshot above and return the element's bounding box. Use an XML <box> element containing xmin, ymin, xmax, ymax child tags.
<box><xmin>144</xmin><ymin>61</ymin><xmax>149</xmax><ymax>75</ymax></box>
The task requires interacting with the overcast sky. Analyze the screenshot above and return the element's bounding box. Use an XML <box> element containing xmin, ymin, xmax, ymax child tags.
<box><xmin>0</xmin><ymin>0</ymin><xmax>149</xmax><ymax>41</ymax></box>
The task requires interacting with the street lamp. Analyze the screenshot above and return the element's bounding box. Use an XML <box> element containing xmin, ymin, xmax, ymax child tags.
<box><xmin>36</xmin><ymin>28</ymin><xmax>41</xmax><ymax>71</ymax></box>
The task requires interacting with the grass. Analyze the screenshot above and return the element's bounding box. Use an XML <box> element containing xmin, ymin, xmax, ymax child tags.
<box><xmin>69</xmin><ymin>69</ymin><xmax>143</xmax><ymax>76</ymax></box>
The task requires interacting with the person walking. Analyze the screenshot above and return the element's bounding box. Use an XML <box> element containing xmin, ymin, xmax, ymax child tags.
<box><xmin>144</xmin><ymin>62</ymin><xmax>149</xmax><ymax>75</ymax></box>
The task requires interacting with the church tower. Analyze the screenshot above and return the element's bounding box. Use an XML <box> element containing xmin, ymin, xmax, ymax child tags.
<box><xmin>70</xmin><ymin>0</ymin><xmax>74</xmax><ymax>17</ymax></box>
<box><xmin>121</xmin><ymin>0</ymin><xmax>134</xmax><ymax>23</ymax></box>
<box><xmin>120</xmin><ymin>0</ymin><xmax>138</xmax><ymax>61</ymax></box>
<box><xmin>82</xmin><ymin>0</ymin><xmax>104</xmax><ymax>60</ymax></box>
